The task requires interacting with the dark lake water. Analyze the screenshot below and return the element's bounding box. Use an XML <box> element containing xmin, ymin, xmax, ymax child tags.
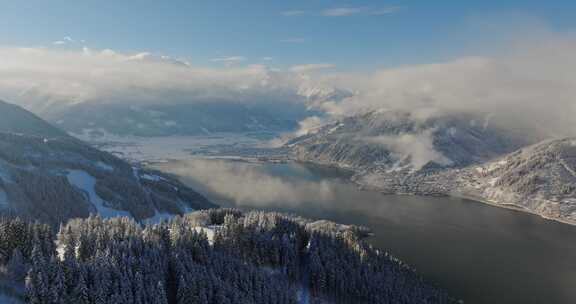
<box><xmin>154</xmin><ymin>159</ymin><xmax>576</xmax><ymax>304</ymax></box>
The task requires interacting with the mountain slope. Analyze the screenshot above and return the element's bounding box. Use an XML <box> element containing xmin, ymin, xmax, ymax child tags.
<box><xmin>288</xmin><ymin>110</ymin><xmax>531</xmax><ymax>172</ymax></box>
<box><xmin>0</xmin><ymin>100</ymin><xmax>68</xmax><ymax>138</ymax></box>
<box><xmin>0</xmin><ymin>100</ymin><xmax>215</xmax><ymax>224</ymax></box>
<box><xmin>452</xmin><ymin>138</ymin><xmax>576</xmax><ymax>224</ymax></box>
<box><xmin>286</xmin><ymin>110</ymin><xmax>576</xmax><ymax>224</ymax></box>
<box><xmin>47</xmin><ymin>101</ymin><xmax>312</xmax><ymax>137</ymax></box>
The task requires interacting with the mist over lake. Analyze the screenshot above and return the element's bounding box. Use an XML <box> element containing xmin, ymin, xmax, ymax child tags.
<box><xmin>154</xmin><ymin>158</ymin><xmax>576</xmax><ymax>304</ymax></box>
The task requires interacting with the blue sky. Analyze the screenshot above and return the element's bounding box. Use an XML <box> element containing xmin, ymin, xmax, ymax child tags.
<box><xmin>1</xmin><ymin>0</ymin><xmax>575</xmax><ymax>70</ymax></box>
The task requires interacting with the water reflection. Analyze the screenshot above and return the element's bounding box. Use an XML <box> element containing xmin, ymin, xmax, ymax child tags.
<box><xmin>154</xmin><ymin>158</ymin><xmax>576</xmax><ymax>304</ymax></box>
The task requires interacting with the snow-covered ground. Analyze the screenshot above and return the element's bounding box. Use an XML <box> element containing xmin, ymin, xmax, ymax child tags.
<box><xmin>66</xmin><ymin>169</ymin><xmax>132</xmax><ymax>218</ymax></box>
<box><xmin>193</xmin><ymin>226</ymin><xmax>216</xmax><ymax>245</ymax></box>
<box><xmin>142</xmin><ymin>211</ymin><xmax>175</xmax><ymax>224</ymax></box>
<box><xmin>73</xmin><ymin>130</ymin><xmax>273</xmax><ymax>162</ymax></box>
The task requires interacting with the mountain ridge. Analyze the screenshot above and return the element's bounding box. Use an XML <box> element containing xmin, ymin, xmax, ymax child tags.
<box><xmin>0</xmin><ymin>100</ymin><xmax>215</xmax><ymax>224</ymax></box>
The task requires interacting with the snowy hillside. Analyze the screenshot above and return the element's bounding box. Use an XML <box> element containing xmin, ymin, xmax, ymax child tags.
<box><xmin>453</xmin><ymin>138</ymin><xmax>576</xmax><ymax>224</ymax></box>
<box><xmin>286</xmin><ymin>110</ymin><xmax>576</xmax><ymax>224</ymax></box>
<box><xmin>0</xmin><ymin>100</ymin><xmax>215</xmax><ymax>224</ymax></box>
<box><xmin>288</xmin><ymin>110</ymin><xmax>531</xmax><ymax>172</ymax></box>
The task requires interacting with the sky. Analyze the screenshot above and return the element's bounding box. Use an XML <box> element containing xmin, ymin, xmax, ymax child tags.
<box><xmin>1</xmin><ymin>0</ymin><xmax>575</xmax><ymax>70</ymax></box>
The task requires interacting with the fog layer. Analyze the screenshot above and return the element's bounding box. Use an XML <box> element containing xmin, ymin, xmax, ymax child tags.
<box><xmin>157</xmin><ymin>159</ymin><xmax>336</xmax><ymax>207</ymax></box>
<box><xmin>0</xmin><ymin>27</ymin><xmax>575</xmax><ymax>136</ymax></box>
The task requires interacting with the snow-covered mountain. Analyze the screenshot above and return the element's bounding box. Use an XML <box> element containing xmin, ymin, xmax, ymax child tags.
<box><xmin>287</xmin><ymin>109</ymin><xmax>576</xmax><ymax>223</ymax></box>
<box><xmin>453</xmin><ymin>138</ymin><xmax>576</xmax><ymax>224</ymax></box>
<box><xmin>44</xmin><ymin>101</ymin><xmax>313</xmax><ymax>137</ymax></box>
<box><xmin>287</xmin><ymin>110</ymin><xmax>532</xmax><ymax>172</ymax></box>
<box><xmin>0</xmin><ymin>100</ymin><xmax>215</xmax><ymax>224</ymax></box>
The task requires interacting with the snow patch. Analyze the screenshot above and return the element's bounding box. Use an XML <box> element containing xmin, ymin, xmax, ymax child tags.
<box><xmin>143</xmin><ymin>210</ymin><xmax>174</xmax><ymax>224</ymax></box>
<box><xmin>193</xmin><ymin>226</ymin><xmax>215</xmax><ymax>245</ymax></box>
<box><xmin>66</xmin><ymin>169</ymin><xmax>131</xmax><ymax>218</ymax></box>
<box><xmin>326</xmin><ymin>123</ymin><xmax>343</xmax><ymax>134</ymax></box>
<box><xmin>141</xmin><ymin>173</ymin><xmax>166</xmax><ymax>182</ymax></box>
<box><xmin>96</xmin><ymin>161</ymin><xmax>114</xmax><ymax>171</ymax></box>
<box><xmin>488</xmin><ymin>177</ymin><xmax>499</xmax><ymax>187</ymax></box>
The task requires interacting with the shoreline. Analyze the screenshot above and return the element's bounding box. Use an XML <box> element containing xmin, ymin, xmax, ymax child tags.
<box><xmin>148</xmin><ymin>155</ymin><xmax>576</xmax><ymax>227</ymax></box>
<box><xmin>289</xmin><ymin>158</ymin><xmax>576</xmax><ymax>227</ymax></box>
<box><xmin>448</xmin><ymin>192</ymin><xmax>576</xmax><ymax>226</ymax></box>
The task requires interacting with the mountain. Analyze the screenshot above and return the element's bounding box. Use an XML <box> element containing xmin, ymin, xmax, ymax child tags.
<box><xmin>0</xmin><ymin>100</ymin><xmax>215</xmax><ymax>224</ymax></box>
<box><xmin>44</xmin><ymin>101</ymin><xmax>313</xmax><ymax>137</ymax></box>
<box><xmin>452</xmin><ymin>138</ymin><xmax>576</xmax><ymax>224</ymax></box>
<box><xmin>287</xmin><ymin>110</ymin><xmax>576</xmax><ymax>223</ymax></box>
<box><xmin>288</xmin><ymin>110</ymin><xmax>532</xmax><ymax>172</ymax></box>
<box><xmin>0</xmin><ymin>101</ymin><xmax>67</xmax><ymax>138</ymax></box>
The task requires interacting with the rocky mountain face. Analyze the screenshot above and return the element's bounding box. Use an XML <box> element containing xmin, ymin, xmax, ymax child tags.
<box><xmin>452</xmin><ymin>138</ymin><xmax>576</xmax><ymax>224</ymax></box>
<box><xmin>0</xmin><ymin>100</ymin><xmax>215</xmax><ymax>225</ymax></box>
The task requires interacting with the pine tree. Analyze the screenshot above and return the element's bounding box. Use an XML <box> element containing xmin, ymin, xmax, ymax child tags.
<box><xmin>50</xmin><ymin>262</ymin><xmax>66</xmax><ymax>304</ymax></box>
<box><xmin>72</xmin><ymin>268</ymin><xmax>90</xmax><ymax>304</ymax></box>
<box><xmin>25</xmin><ymin>269</ymin><xmax>41</xmax><ymax>304</ymax></box>
<box><xmin>6</xmin><ymin>248</ymin><xmax>28</xmax><ymax>282</ymax></box>
<box><xmin>155</xmin><ymin>281</ymin><xmax>169</xmax><ymax>304</ymax></box>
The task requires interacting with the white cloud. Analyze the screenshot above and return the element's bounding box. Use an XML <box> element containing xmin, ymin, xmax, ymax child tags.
<box><xmin>1</xmin><ymin>22</ymin><xmax>576</xmax><ymax>139</ymax></box>
<box><xmin>82</xmin><ymin>47</ymin><xmax>92</xmax><ymax>56</ymax></box>
<box><xmin>52</xmin><ymin>36</ymin><xmax>76</xmax><ymax>46</ymax></box>
<box><xmin>294</xmin><ymin>116</ymin><xmax>325</xmax><ymax>136</ymax></box>
<box><xmin>0</xmin><ymin>47</ymin><xmax>307</xmax><ymax>114</ymax></box>
<box><xmin>126</xmin><ymin>52</ymin><xmax>152</xmax><ymax>61</ymax></box>
<box><xmin>322</xmin><ymin>7</ymin><xmax>363</xmax><ymax>17</ymax></box>
<box><xmin>365</xmin><ymin>131</ymin><xmax>452</xmax><ymax>170</ymax></box>
<box><xmin>308</xmin><ymin>33</ymin><xmax>576</xmax><ymax>137</ymax></box>
<box><xmin>159</xmin><ymin>159</ymin><xmax>336</xmax><ymax>206</ymax></box>
<box><xmin>290</xmin><ymin>63</ymin><xmax>335</xmax><ymax>73</ymax></box>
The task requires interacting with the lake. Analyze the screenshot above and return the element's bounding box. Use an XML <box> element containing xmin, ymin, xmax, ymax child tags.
<box><xmin>153</xmin><ymin>158</ymin><xmax>576</xmax><ymax>304</ymax></box>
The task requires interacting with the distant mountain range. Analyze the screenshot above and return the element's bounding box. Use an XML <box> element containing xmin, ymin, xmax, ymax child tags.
<box><xmin>287</xmin><ymin>109</ymin><xmax>576</xmax><ymax>224</ymax></box>
<box><xmin>45</xmin><ymin>101</ymin><xmax>314</xmax><ymax>137</ymax></box>
<box><xmin>0</xmin><ymin>100</ymin><xmax>215</xmax><ymax>224</ymax></box>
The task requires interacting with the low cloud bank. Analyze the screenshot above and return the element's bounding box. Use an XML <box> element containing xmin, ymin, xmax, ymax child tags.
<box><xmin>0</xmin><ymin>47</ymin><xmax>306</xmax><ymax>114</ymax></box>
<box><xmin>159</xmin><ymin>159</ymin><xmax>336</xmax><ymax>207</ymax></box>
<box><xmin>0</xmin><ymin>24</ymin><xmax>575</xmax><ymax>137</ymax></box>
<box><xmin>365</xmin><ymin>130</ymin><xmax>453</xmax><ymax>170</ymax></box>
